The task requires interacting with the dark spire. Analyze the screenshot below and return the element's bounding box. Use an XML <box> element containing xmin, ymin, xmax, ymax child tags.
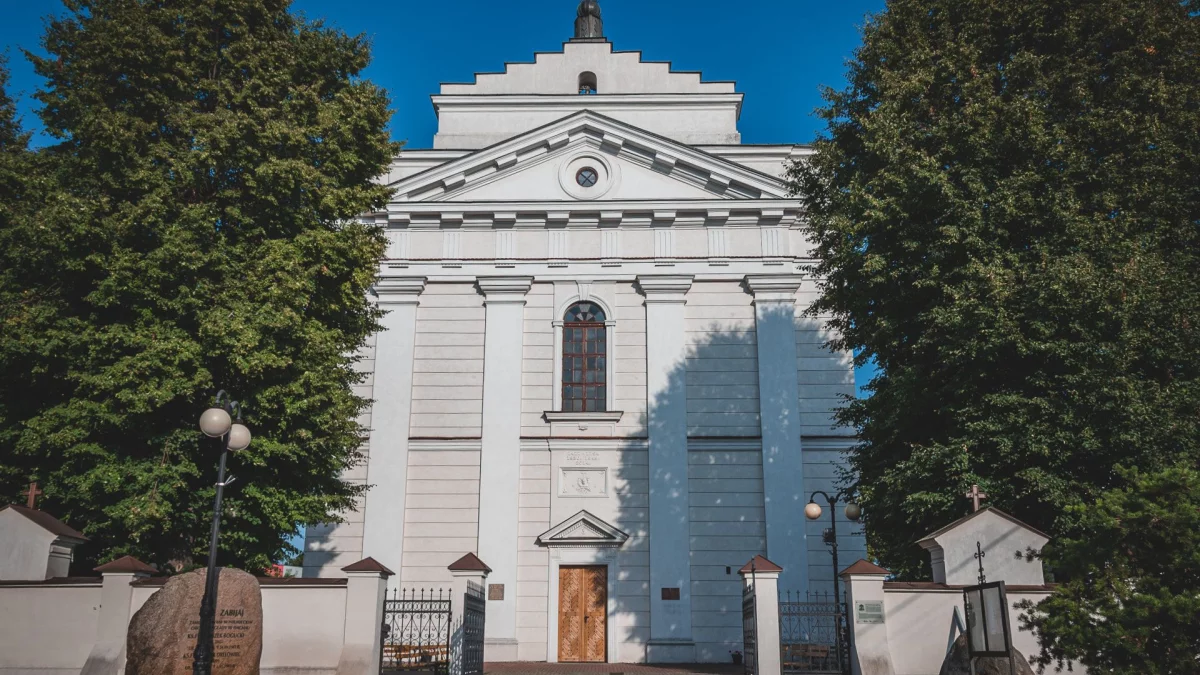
<box><xmin>574</xmin><ymin>0</ymin><xmax>604</xmax><ymax>40</ymax></box>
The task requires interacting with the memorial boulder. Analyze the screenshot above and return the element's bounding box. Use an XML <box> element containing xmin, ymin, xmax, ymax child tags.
<box><xmin>125</xmin><ymin>567</ymin><xmax>262</xmax><ymax>675</ymax></box>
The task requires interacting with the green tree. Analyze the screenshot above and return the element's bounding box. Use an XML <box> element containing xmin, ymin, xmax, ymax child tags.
<box><xmin>790</xmin><ymin>0</ymin><xmax>1200</xmax><ymax>578</ymax></box>
<box><xmin>0</xmin><ymin>0</ymin><xmax>397</xmax><ymax>572</ymax></box>
<box><xmin>1018</xmin><ymin>465</ymin><xmax>1200</xmax><ymax>675</ymax></box>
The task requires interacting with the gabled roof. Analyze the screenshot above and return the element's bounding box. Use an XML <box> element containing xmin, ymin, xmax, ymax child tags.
<box><xmin>537</xmin><ymin>510</ymin><xmax>629</xmax><ymax>548</ymax></box>
<box><xmin>94</xmin><ymin>556</ymin><xmax>156</xmax><ymax>574</ymax></box>
<box><xmin>387</xmin><ymin>110</ymin><xmax>790</xmax><ymax>202</ymax></box>
<box><xmin>341</xmin><ymin>557</ymin><xmax>395</xmax><ymax>576</ymax></box>
<box><xmin>917</xmin><ymin>506</ymin><xmax>1050</xmax><ymax>548</ymax></box>
<box><xmin>840</xmin><ymin>559</ymin><xmax>890</xmax><ymax>577</ymax></box>
<box><xmin>448</xmin><ymin>552</ymin><xmax>492</xmax><ymax>573</ymax></box>
<box><xmin>0</xmin><ymin>504</ymin><xmax>87</xmax><ymax>542</ymax></box>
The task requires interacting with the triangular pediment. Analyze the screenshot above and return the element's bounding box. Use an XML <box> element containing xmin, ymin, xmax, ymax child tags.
<box><xmin>537</xmin><ymin>510</ymin><xmax>629</xmax><ymax>548</ymax></box>
<box><xmin>388</xmin><ymin>111</ymin><xmax>789</xmax><ymax>203</ymax></box>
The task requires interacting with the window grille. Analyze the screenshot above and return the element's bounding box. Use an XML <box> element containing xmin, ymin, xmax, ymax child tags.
<box><xmin>562</xmin><ymin>303</ymin><xmax>607</xmax><ymax>412</ymax></box>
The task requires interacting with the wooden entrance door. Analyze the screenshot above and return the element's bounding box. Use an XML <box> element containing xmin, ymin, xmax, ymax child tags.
<box><xmin>558</xmin><ymin>565</ymin><xmax>607</xmax><ymax>662</ymax></box>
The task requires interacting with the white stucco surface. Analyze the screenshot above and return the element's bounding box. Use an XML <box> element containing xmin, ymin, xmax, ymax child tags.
<box><xmin>0</xmin><ymin>511</ymin><xmax>58</xmax><ymax>581</ymax></box>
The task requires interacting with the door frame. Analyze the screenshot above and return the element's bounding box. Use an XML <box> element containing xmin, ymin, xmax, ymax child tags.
<box><xmin>546</xmin><ymin>548</ymin><xmax>619</xmax><ymax>663</ymax></box>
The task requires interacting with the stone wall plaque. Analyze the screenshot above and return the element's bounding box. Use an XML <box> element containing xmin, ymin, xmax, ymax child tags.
<box><xmin>126</xmin><ymin>567</ymin><xmax>263</xmax><ymax>675</ymax></box>
<box><xmin>661</xmin><ymin>587</ymin><xmax>681</xmax><ymax>601</ymax></box>
<box><xmin>488</xmin><ymin>583</ymin><xmax>505</xmax><ymax>601</ymax></box>
<box><xmin>560</xmin><ymin>468</ymin><xmax>607</xmax><ymax>496</ymax></box>
<box><xmin>855</xmin><ymin>600</ymin><xmax>885</xmax><ymax>624</ymax></box>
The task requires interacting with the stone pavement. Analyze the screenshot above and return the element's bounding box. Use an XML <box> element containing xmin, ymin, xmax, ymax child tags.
<box><xmin>484</xmin><ymin>664</ymin><xmax>744</xmax><ymax>675</ymax></box>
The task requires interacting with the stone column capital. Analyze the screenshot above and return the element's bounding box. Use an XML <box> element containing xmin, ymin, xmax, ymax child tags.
<box><xmin>744</xmin><ymin>274</ymin><xmax>802</xmax><ymax>305</ymax></box>
<box><xmin>373</xmin><ymin>276</ymin><xmax>427</xmax><ymax>305</ymax></box>
<box><xmin>636</xmin><ymin>274</ymin><xmax>694</xmax><ymax>304</ymax></box>
<box><xmin>477</xmin><ymin>276</ymin><xmax>534</xmax><ymax>304</ymax></box>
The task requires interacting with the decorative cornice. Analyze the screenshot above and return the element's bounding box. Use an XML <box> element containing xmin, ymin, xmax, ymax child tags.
<box><xmin>542</xmin><ymin>411</ymin><xmax>624</xmax><ymax>424</ymax></box>
<box><xmin>745</xmin><ymin>274</ymin><xmax>803</xmax><ymax>304</ymax></box>
<box><xmin>636</xmin><ymin>274</ymin><xmax>694</xmax><ymax>303</ymax></box>
<box><xmin>476</xmin><ymin>276</ymin><xmax>534</xmax><ymax>304</ymax></box>
<box><xmin>373</xmin><ymin>276</ymin><xmax>426</xmax><ymax>305</ymax></box>
<box><xmin>380</xmin><ymin>201</ymin><xmax>802</xmax><ymax>230</ymax></box>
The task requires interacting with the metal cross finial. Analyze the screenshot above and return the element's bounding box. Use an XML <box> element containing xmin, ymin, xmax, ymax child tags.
<box><xmin>974</xmin><ymin>541</ymin><xmax>987</xmax><ymax>585</ymax></box>
<box><xmin>22</xmin><ymin>482</ymin><xmax>43</xmax><ymax>509</ymax></box>
<box><xmin>965</xmin><ymin>484</ymin><xmax>988</xmax><ymax>512</ymax></box>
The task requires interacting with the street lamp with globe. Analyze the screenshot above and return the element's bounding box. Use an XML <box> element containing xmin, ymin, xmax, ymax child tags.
<box><xmin>192</xmin><ymin>391</ymin><xmax>251</xmax><ymax>675</ymax></box>
<box><xmin>805</xmin><ymin>491</ymin><xmax>861</xmax><ymax>675</ymax></box>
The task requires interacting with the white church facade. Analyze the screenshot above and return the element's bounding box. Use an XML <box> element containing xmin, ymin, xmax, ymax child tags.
<box><xmin>305</xmin><ymin>1</ymin><xmax>866</xmax><ymax>664</ymax></box>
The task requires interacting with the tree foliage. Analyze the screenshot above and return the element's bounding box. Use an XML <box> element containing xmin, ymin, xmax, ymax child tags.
<box><xmin>790</xmin><ymin>0</ymin><xmax>1200</xmax><ymax>578</ymax></box>
<box><xmin>0</xmin><ymin>0</ymin><xmax>397</xmax><ymax>572</ymax></box>
<box><xmin>1018</xmin><ymin>465</ymin><xmax>1200</xmax><ymax>675</ymax></box>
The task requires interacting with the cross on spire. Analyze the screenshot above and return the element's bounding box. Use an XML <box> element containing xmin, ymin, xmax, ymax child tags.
<box><xmin>22</xmin><ymin>482</ymin><xmax>43</xmax><ymax>509</ymax></box>
<box><xmin>964</xmin><ymin>484</ymin><xmax>988</xmax><ymax>512</ymax></box>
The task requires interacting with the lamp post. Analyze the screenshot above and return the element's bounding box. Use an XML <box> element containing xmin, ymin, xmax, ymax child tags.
<box><xmin>192</xmin><ymin>390</ymin><xmax>252</xmax><ymax>675</ymax></box>
<box><xmin>805</xmin><ymin>491</ymin><xmax>861</xmax><ymax>675</ymax></box>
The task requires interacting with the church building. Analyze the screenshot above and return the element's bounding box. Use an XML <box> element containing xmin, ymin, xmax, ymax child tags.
<box><xmin>305</xmin><ymin>1</ymin><xmax>866</xmax><ymax>664</ymax></box>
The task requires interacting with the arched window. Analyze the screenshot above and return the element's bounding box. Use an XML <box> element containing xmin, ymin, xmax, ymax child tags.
<box><xmin>578</xmin><ymin>71</ymin><xmax>598</xmax><ymax>95</ymax></box>
<box><xmin>562</xmin><ymin>302</ymin><xmax>607</xmax><ymax>412</ymax></box>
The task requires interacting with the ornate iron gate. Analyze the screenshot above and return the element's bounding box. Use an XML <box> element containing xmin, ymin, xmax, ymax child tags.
<box><xmin>779</xmin><ymin>590</ymin><xmax>849</xmax><ymax>675</ymax></box>
<box><xmin>460</xmin><ymin>582</ymin><xmax>486</xmax><ymax>675</ymax></box>
<box><xmin>381</xmin><ymin>588</ymin><xmax>453</xmax><ymax>673</ymax></box>
<box><xmin>742</xmin><ymin>581</ymin><xmax>757</xmax><ymax>675</ymax></box>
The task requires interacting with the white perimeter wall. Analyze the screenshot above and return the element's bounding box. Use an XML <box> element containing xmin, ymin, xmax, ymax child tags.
<box><xmin>0</xmin><ymin>580</ymin><xmax>353</xmax><ymax>675</ymax></box>
<box><xmin>0</xmin><ymin>583</ymin><xmax>101</xmax><ymax>674</ymax></box>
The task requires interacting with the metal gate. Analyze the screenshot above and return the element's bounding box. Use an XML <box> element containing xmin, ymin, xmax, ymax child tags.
<box><xmin>460</xmin><ymin>582</ymin><xmax>486</xmax><ymax>675</ymax></box>
<box><xmin>779</xmin><ymin>590</ymin><xmax>849</xmax><ymax>675</ymax></box>
<box><xmin>742</xmin><ymin>581</ymin><xmax>757</xmax><ymax>675</ymax></box>
<box><xmin>381</xmin><ymin>588</ymin><xmax>453</xmax><ymax>673</ymax></box>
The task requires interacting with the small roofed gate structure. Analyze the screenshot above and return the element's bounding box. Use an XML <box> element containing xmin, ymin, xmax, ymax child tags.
<box><xmin>379</xmin><ymin>553</ymin><xmax>491</xmax><ymax>675</ymax></box>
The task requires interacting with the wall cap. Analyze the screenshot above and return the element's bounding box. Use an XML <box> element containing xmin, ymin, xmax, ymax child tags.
<box><xmin>94</xmin><ymin>556</ymin><xmax>156</xmax><ymax>574</ymax></box>
<box><xmin>738</xmin><ymin>555</ymin><xmax>783</xmax><ymax>574</ymax></box>
<box><xmin>341</xmin><ymin>557</ymin><xmax>395</xmax><ymax>576</ymax></box>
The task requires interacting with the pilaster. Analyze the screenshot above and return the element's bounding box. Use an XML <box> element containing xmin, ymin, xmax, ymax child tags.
<box><xmin>361</xmin><ymin>276</ymin><xmax>426</xmax><ymax>580</ymax></box>
<box><xmin>840</xmin><ymin>561</ymin><xmax>895</xmax><ymax>675</ymax></box>
<box><xmin>339</xmin><ymin>558</ymin><xmax>394</xmax><ymax>675</ymax></box>
<box><xmin>746</xmin><ymin>275</ymin><xmax>808</xmax><ymax>592</ymax></box>
<box><xmin>80</xmin><ymin>557</ymin><xmax>154</xmax><ymax>675</ymax></box>
<box><xmin>740</xmin><ymin>556</ymin><xmax>784</xmax><ymax>675</ymax></box>
<box><xmin>476</xmin><ymin>276</ymin><xmax>533</xmax><ymax>659</ymax></box>
<box><xmin>637</xmin><ymin>274</ymin><xmax>696</xmax><ymax>661</ymax></box>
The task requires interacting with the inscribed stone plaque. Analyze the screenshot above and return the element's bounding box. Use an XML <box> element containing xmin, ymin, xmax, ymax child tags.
<box><xmin>125</xmin><ymin>567</ymin><xmax>263</xmax><ymax>675</ymax></box>
<box><xmin>488</xmin><ymin>583</ymin><xmax>505</xmax><ymax>601</ymax></box>
<box><xmin>661</xmin><ymin>587</ymin><xmax>681</xmax><ymax>601</ymax></box>
<box><xmin>855</xmin><ymin>600</ymin><xmax>885</xmax><ymax>624</ymax></box>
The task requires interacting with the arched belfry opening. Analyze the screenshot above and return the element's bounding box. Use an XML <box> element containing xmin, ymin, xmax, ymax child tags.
<box><xmin>578</xmin><ymin>71</ymin><xmax>598</xmax><ymax>95</ymax></box>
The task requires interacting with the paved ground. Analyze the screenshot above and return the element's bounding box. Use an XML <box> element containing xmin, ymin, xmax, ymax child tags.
<box><xmin>484</xmin><ymin>664</ymin><xmax>745</xmax><ymax>674</ymax></box>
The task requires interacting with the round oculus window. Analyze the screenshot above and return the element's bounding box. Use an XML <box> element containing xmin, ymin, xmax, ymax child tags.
<box><xmin>575</xmin><ymin>167</ymin><xmax>599</xmax><ymax>188</ymax></box>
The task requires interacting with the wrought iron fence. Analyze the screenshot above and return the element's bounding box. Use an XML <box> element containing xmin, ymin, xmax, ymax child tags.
<box><xmin>381</xmin><ymin>588</ymin><xmax>453</xmax><ymax>673</ymax></box>
<box><xmin>779</xmin><ymin>590</ymin><xmax>849</xmax><ymax>675</ymax></box>
<box><xmin>742</xmin><ymin>581</ymin><xmax>757</xmax><ymax>675</ymax></box>
<box><xmin>460</xmin><ymin>581</ymin><xmax>486</xmax><ymax>675</ymax></box>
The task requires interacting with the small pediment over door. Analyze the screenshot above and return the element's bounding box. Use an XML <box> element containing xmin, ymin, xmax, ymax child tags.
<box><xmin>536</xmin><ymin>510</ymin><xmax>629</xmax><ymax>549</ymax></box>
